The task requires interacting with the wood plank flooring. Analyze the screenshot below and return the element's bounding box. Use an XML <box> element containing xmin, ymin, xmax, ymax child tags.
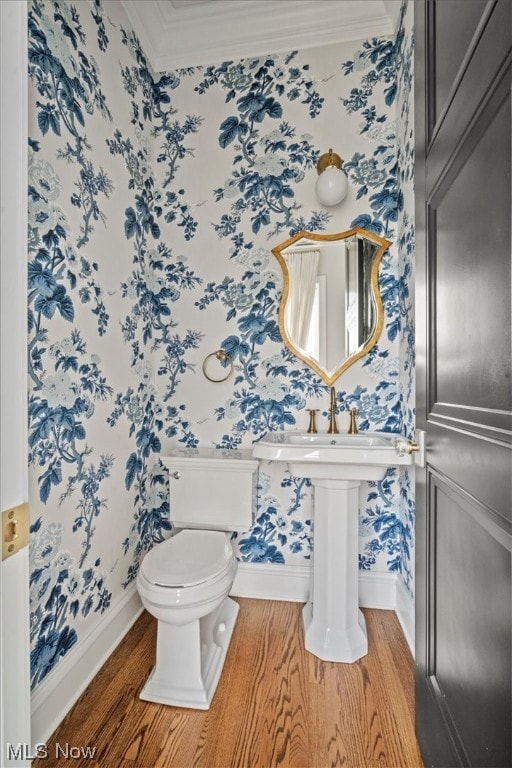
<box><xmin>35</xmin><ymin>600</ymin><xmax>423</xmax><ymax>768</ymax></box>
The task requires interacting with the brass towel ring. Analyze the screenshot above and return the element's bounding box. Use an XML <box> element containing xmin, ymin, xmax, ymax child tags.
<box><xmin>202</xmin><ymin>349</ymin><xmax>234</xmax><ymax>383</ymax></box>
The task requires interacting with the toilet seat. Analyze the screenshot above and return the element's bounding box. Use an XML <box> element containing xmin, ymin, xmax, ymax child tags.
<box><xmin>140</xmin><ymin>530</ymin><xmax>233</xmax><ymax>588</ymax></box>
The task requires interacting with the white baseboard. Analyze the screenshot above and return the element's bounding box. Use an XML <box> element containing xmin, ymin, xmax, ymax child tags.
<box><xmin>395</xmin><ymin>576</ymin><xmax>415</xmax><ymax>656</ymax></box>
<box><xmin>232</xmin><ymin>562</ymin><xmax>398</xmax><ymax>611</ymax></box>
<box><xmin>232</xmin><ymin>562</ymin><xmax>310</xmax><ymax>602</ymax></box>
<box><xmin>359</xmin><ymin>570</ymin><xmax>397</xmax><ymax>609</ymax></box>
<box><xmin>31</xmin><ymin>585</ymin><xmax>143</xmax><ymax>747</ymax></box>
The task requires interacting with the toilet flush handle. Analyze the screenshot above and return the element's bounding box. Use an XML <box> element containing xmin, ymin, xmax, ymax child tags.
<box><xmin>170</xmin><ymin>471</ymin><xmax>180</xmax><ymax>480</ymax></box>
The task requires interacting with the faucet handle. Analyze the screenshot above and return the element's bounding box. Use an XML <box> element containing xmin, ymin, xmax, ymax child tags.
<box><xmin>306</xmin><ymin>408</ymin><xmax>319</xmax><ymax>434</ymax></box>
<box><xmin>348</xmin><ymin>407</ymin><xmax>359</xmax><ymax>435</ymax></box>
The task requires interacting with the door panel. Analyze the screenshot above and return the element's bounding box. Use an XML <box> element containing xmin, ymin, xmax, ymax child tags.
<box><xmin>430</xmin><ymin>475</ymin><xmax>511</xmax><ymax>767</ymax></box>
<box><xmin>433</xmin><ymin>96</ymin><xmax>511</xmax><ymax>412</ymax></box>
<box><xmin>425</xmin><ymin>0</ymin><xmax>510</xmax><ymax>186</ymax></box>
<box><xmin>433</xmin><ymin>0</ymin><xmax>488</xmax><ymax>125</ymax></box>
<box><xmin>415</xmin><ymin>1</ymin><xmax>512</xmax><ymax>766</ymax></box>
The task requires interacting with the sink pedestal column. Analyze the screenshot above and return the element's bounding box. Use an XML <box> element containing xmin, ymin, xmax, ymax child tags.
<box><xmin>303</xmin><ymin>478</ymin><xmax>368</xmax><ymax>663</ymax></box>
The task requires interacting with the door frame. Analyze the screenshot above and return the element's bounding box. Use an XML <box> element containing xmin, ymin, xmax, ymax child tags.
<box><xmin>1</xmin><ymin>1</ymin><xmax>31</xmax><ymax>765</ymax></box>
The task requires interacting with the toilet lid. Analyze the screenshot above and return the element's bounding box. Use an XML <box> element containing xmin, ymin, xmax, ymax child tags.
<box><xmin>140</xmin><ymin>530</ymin><xmax>233</xmax><ymax>587</ymax></box>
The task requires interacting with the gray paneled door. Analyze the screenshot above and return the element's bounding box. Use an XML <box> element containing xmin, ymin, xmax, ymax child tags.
<box><xmin>414</xmin><ymin>1</ymin><xmax>512</xmax><ymax>766</ymax></box>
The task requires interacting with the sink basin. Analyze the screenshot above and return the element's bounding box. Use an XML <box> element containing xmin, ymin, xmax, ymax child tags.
<box><xmin>252</xmin><ymin>430</ymin><xmax>413</xmax><ymax>481</ymax></box>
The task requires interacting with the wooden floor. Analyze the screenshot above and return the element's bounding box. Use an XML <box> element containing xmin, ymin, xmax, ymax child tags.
<box><xmin>35</xmin><ymin>600</ymin><xmax>423</xmax><ymax>768</ymax></box>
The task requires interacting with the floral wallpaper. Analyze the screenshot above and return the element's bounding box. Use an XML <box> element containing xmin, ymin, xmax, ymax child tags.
<box><xmin>27</xmin><ymin>0</ymin><xmax>415</xmax><ymax>689</ymax></box>
<box><xmin>395</xmin><ymin>0</ymin><xmax>415</xmax><ymax>596</ymax></box>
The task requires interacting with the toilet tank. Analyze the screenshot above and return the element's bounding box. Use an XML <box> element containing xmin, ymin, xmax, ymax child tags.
<box><xmin>161</xmin><ymin>448</ymin><xmax>259</xmax><ymax>531</ymax></box>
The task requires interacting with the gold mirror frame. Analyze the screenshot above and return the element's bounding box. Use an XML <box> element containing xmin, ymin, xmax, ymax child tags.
<box><xmin>272</xmin><ymin>227</ymin><xmax>391</xmax><ymax>386</ymax></box>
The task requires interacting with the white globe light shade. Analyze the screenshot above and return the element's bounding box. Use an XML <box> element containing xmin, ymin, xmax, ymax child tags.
<box><xmin>315</xmin><ymin>166</ymin><xmax>348</xmax><ymax>206</ymax></box>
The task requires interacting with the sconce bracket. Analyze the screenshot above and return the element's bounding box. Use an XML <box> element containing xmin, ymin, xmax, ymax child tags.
<box><xmin>317</xmin><ymin>148</ymin><xmax>343</xmax><ymax>175</ymax></box>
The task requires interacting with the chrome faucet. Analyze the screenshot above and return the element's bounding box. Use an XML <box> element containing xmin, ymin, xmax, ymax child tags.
<box><xmin>327</xmin><ymin>386</ymin><xmax>339</xmax><ymax>434</ymax></box>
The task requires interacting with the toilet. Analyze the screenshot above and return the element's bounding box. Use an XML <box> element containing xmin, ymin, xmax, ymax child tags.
<box><xmin>136</xmin><ymin>448</ymin><xmax>258</xmax><ymax>709</ymax></box>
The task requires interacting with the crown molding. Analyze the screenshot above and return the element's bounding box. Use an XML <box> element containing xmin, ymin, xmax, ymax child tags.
<box><xmin>120</xmin><ymin>0</ymin><xmax>399</xmax><ymax>72</ymax></box>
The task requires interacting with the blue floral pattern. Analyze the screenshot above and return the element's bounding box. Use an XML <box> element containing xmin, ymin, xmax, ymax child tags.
<box><xmin>196</xmin><ymin>55</ymin><xmax>331</xmax><ymax>239</ymax></box>
<box><xmin>29</xmin><ymin>515</ymin><xmax>111</xmax><ymax>686</ymax></box>
<box><xmin>395</xmin><ymin>0</ymin><xmax>416</xmax><ymax>596</ymax></box>
<box><xmin>27</xmin><ymin>0</ymin><xmax>415</xmax><ymax>688</ymax></box>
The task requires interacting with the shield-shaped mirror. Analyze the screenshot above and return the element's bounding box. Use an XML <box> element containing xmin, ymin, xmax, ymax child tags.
<box><xmin>272</xmin><ymin>227</ymin><xmax>391</xmax><ymax>386</ymax></box>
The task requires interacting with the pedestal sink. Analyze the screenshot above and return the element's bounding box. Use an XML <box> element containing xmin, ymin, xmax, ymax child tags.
<box><xmin>252</xmin><ymin>431</ymin><xmax>414</xmax><ymax>663</ymax></box>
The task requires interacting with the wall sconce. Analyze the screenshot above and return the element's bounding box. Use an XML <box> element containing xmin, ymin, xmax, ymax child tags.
<box><xmin>315</xmin><ymin>149</ymin><xmax>348</xmax><ymax>206</ymax></box>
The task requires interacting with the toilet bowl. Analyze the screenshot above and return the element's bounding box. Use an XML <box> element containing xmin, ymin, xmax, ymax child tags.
<box><xmin>137</xmin><ymin>529</ymin><xmax>239</xmax><ymax>709</ymax></box>
<box><xmin>136</xmin><ymin>449</ymin><xmax>258</xmax><ymax>709</ymax></box>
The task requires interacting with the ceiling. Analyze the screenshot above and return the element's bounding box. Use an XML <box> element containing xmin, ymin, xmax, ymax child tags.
<box><xmin>120</xmin><ymin>0</ymin><xmax>402</xmax><ymax>72</ymax></box>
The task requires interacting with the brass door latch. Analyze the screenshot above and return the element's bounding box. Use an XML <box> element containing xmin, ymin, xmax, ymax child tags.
<box><xmin>2</xmin><ymin>503</ymin><xmax>29</xmax><ymax>561</ymax></box>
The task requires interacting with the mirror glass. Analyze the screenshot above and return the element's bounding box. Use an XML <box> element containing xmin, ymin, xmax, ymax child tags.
<box><xmin>272</xmin><ymin>227</ymin><xmax>391</xmax><ymax>385</ymax></box>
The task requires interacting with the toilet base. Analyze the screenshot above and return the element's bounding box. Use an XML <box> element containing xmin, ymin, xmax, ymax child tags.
<box><xmin>140</xmin><ymin>596</ymin><xmax>239</xmax><ymax>709</ymax></box>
